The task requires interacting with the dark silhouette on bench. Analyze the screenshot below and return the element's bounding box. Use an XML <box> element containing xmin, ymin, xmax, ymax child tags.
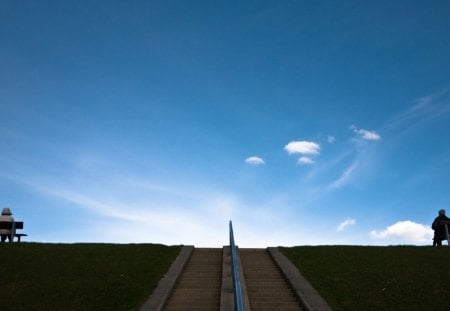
<box><xmin>0</xmin><ymin>207</ymin><xmax>27</xmax><ymax>243</ymax></box>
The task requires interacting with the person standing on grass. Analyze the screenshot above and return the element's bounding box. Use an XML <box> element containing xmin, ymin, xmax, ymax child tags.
<box><xmin>0</xmin><ymin>207</ymin><xmax>15</xmax><ymax>243</ymax></box>
<box><xmin>432</xmin><ymin>209</ymin><xmax>450</xmax><ymax>246</ymax></box>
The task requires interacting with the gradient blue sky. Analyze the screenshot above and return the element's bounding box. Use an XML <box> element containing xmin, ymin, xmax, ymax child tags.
<box><xmin>1</xmin><ymin>1</ymin><xmax>450</xmax><ymax>246</ymax></box>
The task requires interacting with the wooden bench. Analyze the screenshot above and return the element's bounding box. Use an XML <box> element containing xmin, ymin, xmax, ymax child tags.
<box><xmin>0</xmin><ymin>221</ymin><xmax>27</xmax><ymax>242</ymax></box>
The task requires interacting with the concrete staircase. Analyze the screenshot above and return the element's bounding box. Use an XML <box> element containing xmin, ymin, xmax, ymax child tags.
<box><xmin>144</xmin><ymin>246</ymin><xmax>329</xmax><ymax>311</ymax></box>
<box><xmin>163</xmin><ymin>248</ymin><xmax>223</xmax><ymax>311</ymax></box>
<box><xmin>240</xmin><ymin>248</ymin><xmax>302</xmax><ymax>311</ymax></box>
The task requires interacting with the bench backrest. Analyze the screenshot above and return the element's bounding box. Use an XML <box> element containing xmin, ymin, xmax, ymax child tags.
<box><xmin>0</xmin><ymin>221</ymin><xmax>24</xmax><ymax>230</ymax></box>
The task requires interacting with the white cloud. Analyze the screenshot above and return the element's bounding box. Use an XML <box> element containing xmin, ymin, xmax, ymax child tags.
<box><xmin>337</xmin><ymin>218</ymin><xmax>356</xmax><ymax>231</ymax></box>
<box><xmin>369</xmin><ymin>221</ymin><xmax>433</xmax><ymax>243</ymax></box>
<box><xmin>285</xmin><ymin>141</ymin><xmax>320</xmax><ymax>155</ymax></box>
<box><xmin>298</xmin><ymin>156</ymin><xmax>315</xmax><ymax>165</ymax></box>
<box><xmin>245</xmin><ymin>156</ymin><xmax>265</xmax><ymax>165</ymax></box>
<box><xmin>358</xmin><ymin>129</ymin><xmax>381</xmax><ymax>141</ymax></box>
<box><xmin>351</xmin><ymin>126</ymin><xmax>381</xmax><ymax>141</ymax></box>
<box><xmin>328</xmin><ymin>135</ymin><xmax>336</xmax><ymax>143</ymax></box>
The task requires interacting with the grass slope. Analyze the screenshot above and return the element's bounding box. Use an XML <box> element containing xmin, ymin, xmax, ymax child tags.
<box><xmin>281</xmin><ymin>246</ymin><xmax>450</xmax><ymax>311</ymax></box>
<box><xmin>0</xmin><ymin>243</ymin><xmax>181</xmax><ymax>311</ymax></box>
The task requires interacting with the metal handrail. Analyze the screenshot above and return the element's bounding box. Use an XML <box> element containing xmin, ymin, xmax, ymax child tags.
<box><xmin>229</xmin><ymin>220</ymin><xmax>244</xmax><ymax>311</ymax></box>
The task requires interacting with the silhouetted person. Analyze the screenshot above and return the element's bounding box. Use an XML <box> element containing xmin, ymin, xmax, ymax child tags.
<box><xmin>432</xmin><ymin>209</ymin><xmax>449</xmax><ymax>246</ymax></box>
<box><xmin>0</xmin><ymin>207</ymin><xmax>14</xmax><ymax>243</ymax></box>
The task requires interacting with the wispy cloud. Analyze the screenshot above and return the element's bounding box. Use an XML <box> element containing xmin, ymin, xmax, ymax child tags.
<box><xmin>328</xmin><ymin>90</ymin><xmax>448</xmax><ymax>193</ymax></box>
<box><xmin>369</xmin><ymin>221</ymin><xmax>433</xmax><ymax>243</ymax></box>
<box><xmin>5</xmin><ymin>171</ymin><xmax>309</xmax><ymax>246</ymax></box>
<box><xmin>351</xmin><ymin>125</ymin><xmax>381</xmax><ymax>141</ymax></box>
<box><xmin>328</xmin><ymin>135</ymin><xmax>336</xmax><ymax>143</ymax></box>
<box><xmin>337</xmin><ymin>218</ymin><xmax>356</xmax><ymax>231</ymax></box>
<box><xmin>322</xmin><ymin>125</ymin><xmax>380</xmax><ymax>190</ymax></box>
<box><xmin>381</xmin><ymin>87</ymin><xmax>450</xmax><ymax>137</ymax></box>
<box><xmin>298</xmin><ymin>156</ymin><xmax>314</xmax><ymax>165</ymax></box>
<box><xmin>245</xmin><ymin>156</ymin><xmax>265</xmax><ymax>165</ymax></box>
<box><xmin>358</xmin><ymin>129</ymin><xmax>381</xmax><ymax>141</ymax></box>
<box><xmin>43</xmin><ymin>189</ymin><xmax>237</xmax><ymax>245</ymax></box>
<box><xmin>328</xmin><ymin>161</ymin><xmax>358</xmax><ymax>189</ymax></box>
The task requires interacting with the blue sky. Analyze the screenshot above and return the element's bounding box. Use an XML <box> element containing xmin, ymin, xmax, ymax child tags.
<box><xmin>1</xmin><ymin>1</ymin><xmax>450</xmax><ymax>246</ymax></box>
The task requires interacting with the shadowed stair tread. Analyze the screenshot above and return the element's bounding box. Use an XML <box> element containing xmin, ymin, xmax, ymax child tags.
<box><xmin>163</xmin><ymin>248</ymin><xmax>222</xmax><ymax>311</ymax></box>
<box><xmin>240</xmin><ymin>248</ymin><xmax>302</xmax><ymax>311</ymax></box>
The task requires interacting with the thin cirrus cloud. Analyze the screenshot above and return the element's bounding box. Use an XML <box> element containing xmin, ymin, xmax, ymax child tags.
<box><xmin>328</xmin><ymin>161</ymin><xmax>358</xmax><ymax>190</ymax></box>
<box><xmin>245</xmin><ymin>156</ymin><xmax>265</xmax><ymax>165</ymax></box>
<box><xmin>8</xmin><ymin>172</ymin><xmax>244</xmax><ymax>246</ymax></box>
<box><xmin>381</xmin><ymin>88</ymin><xmax>450</xmax><ymax>138</ymax></box>
<box><xmin>369</xmin><ymin>220</ymin><xmax>433</xmax><ymax>242</ymax></box>
<box><xmin>337</xmin><ymin>218</ymin><xmax>356</xmax><ymax>231</ymax></box>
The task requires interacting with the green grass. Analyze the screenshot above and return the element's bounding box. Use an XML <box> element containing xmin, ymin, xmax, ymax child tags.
<box><xmin>4</xmin><ymin>244</ymin><xmax>449</xmax><ymax>310</ymax></box>
<box><xmin>0</xmin><ymin>243</ymin><xmax>181</xmax><ymax>311</ymax></box>
<box><xmin>281</xmin><ymin>246</ymin><xmax>450</xmax><ymax>311</ymax></box>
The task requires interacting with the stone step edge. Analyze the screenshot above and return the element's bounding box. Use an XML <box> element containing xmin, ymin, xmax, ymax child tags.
<box><xmin>267</xmin><ymin>247</ymin><xmax>332</xmax><ymax>311</ymax></box>
<box><xmin>140</xmin><ymin>245</ymin><xmax>194</xmax><ymax>311</ymax></box>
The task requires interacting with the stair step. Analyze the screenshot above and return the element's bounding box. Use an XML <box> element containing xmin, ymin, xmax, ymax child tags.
<box><xmin>240</xmin><ymin>248</ymin><xmax>302</xmax><ymax>311</ymax></box>
<box><xmin>163</xmin><ymin>248</ymin><xmax>222</xmax><ymax>311</ymax></box>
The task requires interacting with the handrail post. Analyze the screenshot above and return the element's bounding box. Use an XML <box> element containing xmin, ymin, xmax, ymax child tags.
<box><xmin>10</xmin><ymin>221</ymin><xmax>16</xmax><ymax>243</ymax></box>
<box><xmin>446</xmin><ymin>224</ymin><xmax>450</xmax><ymax>246</ymax></box>
<box><xmin>229</xmin><ymin>221</ymin><xmax>244</xmax><ymax>311</ymax></box>
<box><xmin>438</xmin><ymin>220</ymin><xmax>450</xmax><ymax>246</ymax></box>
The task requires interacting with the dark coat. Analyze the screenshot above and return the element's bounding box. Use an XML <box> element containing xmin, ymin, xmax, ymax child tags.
<box><xmin>432</xmin><ymin>215</ymin><xmax>450</xmax><ymax>240</ymax></box>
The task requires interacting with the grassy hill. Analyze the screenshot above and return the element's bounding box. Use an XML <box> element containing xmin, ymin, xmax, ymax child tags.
<box><xmin>281</xmin><ymin>246</ymin><xmax>450</xmax><ymax>311</ymax></box>
<box><xmin>2</xmin><ymin>244</ymin><xmax>450</xmax><ymax>310</ymax></box>
<box><xmin>0</xmin><ymin>243</ymin><xmax>181</xmax><ymax>311</ymax></box>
